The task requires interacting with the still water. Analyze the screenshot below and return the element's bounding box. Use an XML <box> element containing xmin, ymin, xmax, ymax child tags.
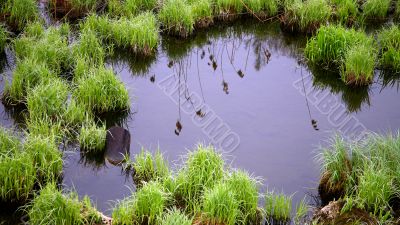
<box><xmin>1</xmin><ymin>20</ymin><xmax>400</xmax><ymax>220</ymax></box>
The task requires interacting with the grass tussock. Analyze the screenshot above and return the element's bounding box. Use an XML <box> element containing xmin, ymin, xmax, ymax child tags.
<box><xmin>81</xmin><ymin>12</ymin><xmax>158</xmax><ymax>55</ymax></box>
<box><xmin>215</xmin><ymin>0</ymin><xmax>243</xmax><ymax>20</ymax></box>
<box><xmin>283</xmin><ymin>0</ymin><xmax>332</xmax><ymax>33</ymax></box>
<box><xmin>160</xmin><ymin>208</ymin><xmax>192</xmax><ymax>225</ymax></box>
<box><xmin>201</xmin><ymin>182</ymin><xmax>239</xmax><ymax>225</ymax></box>
<box><xmin>342</xmin><ymin>43</ymin><xmax>377</xmax><ymax>85</ymax></box>
<box><xmin>189</xmin><ymin>0</ymin><xmax>213</xmax><ymax>28</ymax></box>
<box><xmin>78</xmin><ymin>120</ymin><xmax>106</xmax><ymax>152</ymax></box>
<box><xmin>28</xmin><ymin>183</ymin><xmax>102</xmax><ymax>225</ymax></box>
<box><xmin>361</xmin><ymin>0</ymin><xmax>391</xmax><ymax>20</ymax></box>
<box><xmin>107</xmin><ymin>0</ymin><xmax>158</xmax><ymax>17</ymax></box>
<box><xmin>72</xmin><ymin>28</ymin><xmax>105</xmax><ymax>67</ymax></box>
<box><xmin>330</xmin><ymin>0</ymin><xmax>358</xmax><ymax>24</ymax></box>
<box><xmin>49</xmin><ymin>0</ymin><xmax>98</xmax><ymax>18</ymax></box>
<box><xmin>378</xmin><ymin>25</ymin><xmax>400</xmax><ymax>72</ymax></box>
<box><xmin>1</xmin><ymin>0</ymin><xmax>39</xmax><ymax>30</ymax></box>
<box><xmin>305</xmin><ymin>25</ymin><xmax>376</xmax><ymax>85</ymax></box>
<box><xmin>0</xmin><ymin>25</ymin><xmax>7</xmax><ymax>53</ymax></box>
<box><xmin>127</xmin><ymin>149</ymin><xmax>170</xmax><ymax>187</ymax></box>
<box><xmin>318</xmin><ymin>133</ymin><xmax>400</xmax><ymax>221</ymax></box>
<box><xmin>26</xmin><ymin>78</ymin><xmax>69</xmax><ymax>122</ymax></box>
<box><xmin>73</xmin><ymin>66</ymin><xmax>129</xmax><ymax>113</ymax></box>
<box><xmin>243</xmin><ymin>0</ymin><xmax>279</xmax><ymax>19</ymax></box>
<box><xmin>265</xmin><ymin>191</ymin><xmax>292</xmax><ymax>222</ymax></box>
<box><xmin>159</xmin><ymin>0</ymin><xmax>194</xmax><ymax>38</ymax></box>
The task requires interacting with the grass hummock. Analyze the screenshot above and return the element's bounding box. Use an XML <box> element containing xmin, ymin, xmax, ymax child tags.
<box><xmin>160</xmin><ymin>208</ymin><xmax>192</xmax><ymax>225</ymax></box>
<box><xmin>81</xmin><ymin>12</ymin><xmax>159</xmax><ymax>55</ymax></box>
<box><xmin>243</xmin><ymin>0</ymin><xmax>279</xmax><ymax>19</ymax></box>
<box><xmin>73</xmin><ymin>66</ymin><xmax>129</xmax><ymax>113</ymax></box>
<box><xmin>330</xmin><ymin>0</ymin><xmax>358</xmax><ymax>25</ymax></box>
<box><xmin>200</xmin><ymin>182</ymin><xmax>239</xmax><ymax>225</ymax></box>
<box><xmin>159</xmin><ymin>0</ymin><xmax>194</xmax><ymax>38</ymax></box>
<box><xmin>49</xmin><ymin>0</ymin><xmax>98</xmax><ymax>19</ymax></box>
<box><xmin>282</xmin><ymin>0</ymin><xmax>332</xmax><ymax>33</ymax></box>
<box><xmin>27</xmin><ymin>183</ymin><xmax>103</xmax><ymax>225</ymax></box>
<box><xmin>317</xmin><ymin>132</ymin><xmax>400</xmax><ymax>222</ymax></box>
<box><xmin>378</xmin><ymin>25</ymin><xmax>400</xmax><ymax>73</ymax></box>
<box><xmin>78</xmin><ymin>120</ymin><xmax>106</xmax><ymax>152</ymax></box>
<box><xmin>0</xmin><ymin>25</ymin><xmax>7</xmax><ymax>53</ymax></box>
<box><xmin>215</xmin><ymin>0</ymin><xmax>243</xmax><ymax>21</ymax></box>
<box><xmin>1</xmin><ymin>0</ymin><xmax>39</xmax><ymax>30</ymax></box>
<box><xmin>265</xmin><ymin>191</ymin><xmax>293</xmax><ymax>223</ymax></box>
<box><xmin>189</xmin><ymin>0</ymin><xmax>213</xmax><ymax>29</ymax></box>
<box><xmin>361</xmin><ymin>0</ymin><xmax>391</xmax><ymax>21</ymax></box>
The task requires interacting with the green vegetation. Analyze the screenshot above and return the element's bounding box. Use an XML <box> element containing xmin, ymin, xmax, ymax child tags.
<box><xmin>378</xmin><ymin>25</ymin><xmax>400</xmax><ymax>72</ymax></box>
<box><xmin>265</xmin><ymin>191</ymin><xmax>292</xmax><ymax>222</ymax></box>
<box><xmin>4</xmin><ymin>59</ymin><xmax>56</xmax><ymax>104</ymax></box>
<box><xmin>27</xmin><ymin>78</ymin><xmax>69</xmax><ymax>121</ymax></box>
<box><xmin>159</xmin><ymin>0</ymin><xmax>194</xmax><ymax>37</ymax></box>
<box><xmin>306</xmin><ymin>25</ymin><xmax>377</xmax><ymax>85</ymax></box>
<box><xmin>330</xmin><ymin>0</ymin><xmax>358</xmax><ymax>24</ymax></box>
<box><xmin>190</xmin><ymin>0</ymin><xmax>213</xmax><ymax>28</ymax></box>
<box><xmin>73</xmin><ymin>66</ymin><xmax>129</xmax><ymax>113</ymax></box>
<box><xmin>107</xmin><ymin>0</ymin><xmax>158</xmax><ymax>17</ymax></box>
<box><xmin>127</xmin><ymin>149</ymin><xmax>170</xmax><ymax>186</ymax></box>
<box><xmin>243</xmin><ymin>0</ymin><xmax>279</xmax><ymax>18</ymax></box>
<box><xmin>175</xmin><ymin>144</ymin><xmax>225</xmax><ymax>211</ymax></box>
<box><xmin>342</xmin><ymin>43</ymin><xmax>377</xmax><ymax>85</ymax></box>
<box><xmin>49</xmin><ymin>0</ymin><xmax>98</xmax><ymax>18</ymax></box>
<box><xmin>361</xmin><ymin>0</ymin><xmax>391</xmax><ymax>20</ymax></box>
<box><xmin>201</xmin><ymin>182</ymin><xmax>239</xmax><ymax>225</ymax></box>
<box><xmin>294</xmin><ymin>197</ymin><xmax>308</xmax><ymax>224</ymax></box>
<box><xmin>0</xmin><ymin>25</ymin><xmax>7</xmax><ymax>52</ymax></box>
<box><xmin>283</xmin><ymin>0</ymin><xmax>331</xmax><ymax>33</ymax></box>
<box><xmin>81</xmin><ymin>12</ymin><xmax>158</xmax><ymax>55</ymax></box>
<box><xmin>28</xmin><ymin>183</ymin><xmax>102</xmax><ymax>225</ymax></box>
<box><xmin>225</xmin><ymin>170</ymin><xmax>259</xmax><ymax>223</ymax></box>
<box><xmin>1</xmin><ymin>0</ymin><xmax>39</xmax><ymax>30</ymax></box>
<box><xmin>215</xmin><ymin>0</ymin><xmax>243</xmax><ymax>17</ymax></box>
<box><xmin>160</xmin><ymin>208</ymin><xmax>192</xmax><ymax>225</ymax></box>
<box><xmin>318</xmin><ymin>133</ymin><xmax>400</xmax><ymax>222</ymax></box>
<box><xmin>78</xmin><ymin>120</ymin><xmax>106</xmax><ymax>151</ymax></box>
<box><xmin>72</xmin><ymin>28</ymin><xmax>105</xmax><ymax>67</ymax></box>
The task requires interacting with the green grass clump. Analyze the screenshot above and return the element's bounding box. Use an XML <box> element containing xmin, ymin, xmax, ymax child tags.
<box><xmin>132</xmin><ymin>149</ymin><xmax>170</xmax><ymax>186</ymax></box>
<box><xmin>243</xmin><ymin>0</ymin><xmax>279</xmax><ymax>18</ymax></box>
<box><xmin>107</xmin><ymin>0</ymin><xmax>158</xmax><ymax>17</ymax></box>
<box><xmin>318</xmin><ymin>133</ymin><xmax>400</xmax><ymax>219</ymax></box>
<box><xmin>226</xmin><ymin>170</ymin><xmax>259</xmax><ymax>223</ymax></box>
<box><xmin>215</xmin><ymin>0</ymin><xmax>243</xmax><ymax>16</ymax></box>
<box><xmin>342</xmin><ymin>42</ymin><xmax>377</xmax><ymax>85</ymax></box>
<box><xmin>190</xmin><ymin>0</ymin><xmax>213</xmax><ymax>27</ymax></box>
<box><xmin>1</xmin><ymin>0</ymin><xmax>39</xmax><ymax>30</ymax></box>
<box><xmin>330</xmin><ymin>0</ymin><xmax>358</xmax><ymax>24</ymax></box>
<box><xmin>159</xmin><ymin>0</ymin><xmax>194</xmax><ymax>37</ymax></box>
<box><xmin>175</xmin><ymin>144</ymin><xmax>225</xmax><ymax>211</ymax></box>
<box><xmin>24</xmin><ymin>135</ymin><xmax>62</xmax><ymax>182</ymax></box>
<box><xmin>78</xmin><ymin>120</ymin><xmax>106</xmax><ymax>152</ymax></box>
<box><xmin>305</xmin><ymin>25</ymin><xmax>369</xmax><ymax>66</ymax></box>
<box><xmin>4</xmin><ymin>59</ymin><xmax>56</xmax><ymax>104</ymax></box>
<box><xmin>63</xmin><ymin>99</ymin><xmax>90</xmax><ymax>127</ymax></box>
<box><xmin>0</xmin><ymin>26</ymin><xmax>7</xmax><ymax>53</ymax></box>
<box><xmin>112</xmin><ymin>195</ymin><xmax>135</xmax><ymax>225</ymax></box>
<box><xmin>264</xmin><ymin>191</ymin><xmax>292</xmax><ymax>222</ymax></box>
<box><xmin>201</xmin><ymin>182</ymin><xmax>239</xmax><ymax>225</ymax></box>
<box><xmin>160</xmin><ymin>208</ymin><xmax>192</xmax><ymax>225</ymax></box>
<box><xmin>0</xmin><ymin>129</ymin><xmax>36</xmax><ymax>201</ymax></box>
<box><xmin>28</xmin><ymin>183</ymin><xmax>102</xmax><ymax>225</ymax></box>
<box><xmin>73</xmin><ymin>66</ymin><xmax>129</xmax><ymax>113</ymax></box>
<box><xmin>81</xmin><ymin>12</ymin><xmax>158</xmax><ymax>55</ymax></box>
<box><xmin>378</xmin><ymin>25</ymin><xmax>400</xmax><ymax>72</ymax></box>
<box><xmin>26</xmin><ymin>78</ymin><xmax>69</xmax><ymax>121</ymax></box>
<box><xmin>14</xmin><ymin>25</ymin><xmax>71</xmax><ymax>73</ymax></box>
<box><xmin>355</xmin><ymin>165</ymin><xmax>394</xmax><ymax>215</ymax></box>
<box><xmin>361</xmin><ymin>0</ymin><xmax>390</xmax><ymax>20</ymax></box>
<box><xmin>72</xmin><ymin>28</ymin><xmax>105</xmax><ymax>67</ymax></box>
<box><xmin>294</xmin><ymin>197</ymin><xmax>308</xmax><ymax>224</ymax></box>
<box><xmin>283</xmin><ymin>0</ymin><xmax>331</xmax><ymax>33</ymax></box>
<box><xmin>134</xmin><ymin>181</ymin><xmax>168</xmax><ymax>224</ymax></box>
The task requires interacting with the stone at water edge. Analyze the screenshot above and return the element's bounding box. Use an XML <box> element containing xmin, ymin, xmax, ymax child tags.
<box><xmin>105</xmin><ymin>126</ymin><xmax>131</xmax><ymax>165</ymax></box>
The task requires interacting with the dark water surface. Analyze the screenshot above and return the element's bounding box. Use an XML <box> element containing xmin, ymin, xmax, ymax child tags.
<box><xmin>1</xmin><ymin>20</ymin><xmax>400</xmax><ymax>220</ymax></box>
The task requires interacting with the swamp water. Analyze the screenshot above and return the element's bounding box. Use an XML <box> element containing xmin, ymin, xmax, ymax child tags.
<box><xmin>1</xmin><ymin>20</ymin><xmax>400</xmax><ymax>222</ymax></box>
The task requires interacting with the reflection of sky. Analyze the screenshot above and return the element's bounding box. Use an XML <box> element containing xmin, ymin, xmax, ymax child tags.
<box><xmin>1</xmin><ymin>21</ymin><xmax>400</xmax><ymax>216</ymax></box>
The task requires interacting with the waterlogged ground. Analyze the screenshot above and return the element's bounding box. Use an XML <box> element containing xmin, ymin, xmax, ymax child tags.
<box><xmin>1</xmin><ymin>20</ymin><xmax>400</xmax><ymax>221</ymax></box>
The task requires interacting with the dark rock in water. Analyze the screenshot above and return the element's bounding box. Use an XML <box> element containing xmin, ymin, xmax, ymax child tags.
<box><xmin>105</xmin><ymin>126</ymin><xmax>131</xmax><ymax>165</ymax></box>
